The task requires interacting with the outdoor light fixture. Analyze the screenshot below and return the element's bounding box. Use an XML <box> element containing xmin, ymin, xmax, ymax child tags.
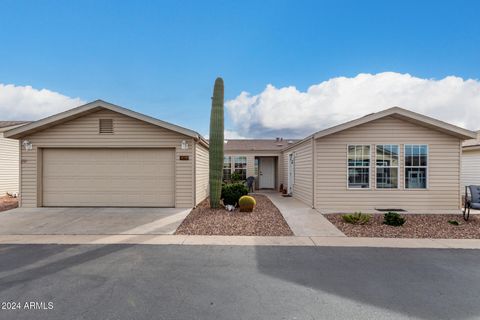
<box><xmin>22</xmin><ymin>140</ymin><xmax>33</xmax><ymax>151</ymax></box>
<box><xmin>181</xmin><ymin>140</ymin><xmax>189</xmax><ymax>150</ymax></box>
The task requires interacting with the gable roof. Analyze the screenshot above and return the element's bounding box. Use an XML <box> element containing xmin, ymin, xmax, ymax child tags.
<box><xmin>462</xmin><ymin>130</ymin><xmax>480</xmax><ymax>150</ymax></box>
<box><xmin>312</xmin><ymin>107</ymin><xmax>476</xmax><ymax>140</ymax></box>
<box><xmin>0</xmin><ymin>121</ymin><xmax>31</xmax><ymax>132</ymax></box>
<box><xmin>224</xmin><ymin>139</ymin><xmax>299</xmax><ymax>151</ymax></box>
<box><xmin>4</xmin><ymin>100</ymin><xmax>208</xmax><ymax>146</ymax></box>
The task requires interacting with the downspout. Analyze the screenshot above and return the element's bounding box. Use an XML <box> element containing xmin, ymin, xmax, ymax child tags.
<box><xmin>311</xmin><ymin>136</ymin><xmax>315</xmax><ymax>209</ymax></box>
<box><xmin>193</xmin><ymin>139</ymin><xmax>197</xmax><ymax>208</ymax></box>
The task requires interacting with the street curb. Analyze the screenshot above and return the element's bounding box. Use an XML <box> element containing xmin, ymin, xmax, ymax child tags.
<box><xmin>0</xmin><ymin>235</ymin><xmax>479</xmax><ymax>249</ymax></box>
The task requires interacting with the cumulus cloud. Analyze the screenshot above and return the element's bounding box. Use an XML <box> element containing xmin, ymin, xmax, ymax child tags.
<box><xmin>0</xmin><ymin>84</ymin><xmax>85</xmax><ymax>120</ymax></box>
<box><xmin>226</xmin><ymin>72</ymin><xmax>480</xmax><ymax>138</ymax></box>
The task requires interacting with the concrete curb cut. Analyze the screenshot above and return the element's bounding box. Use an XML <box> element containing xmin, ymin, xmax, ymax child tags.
<box><xmin>0</xmin><ymin>235</ymin><xmax>480</xmax><ymax>249</ymax></box>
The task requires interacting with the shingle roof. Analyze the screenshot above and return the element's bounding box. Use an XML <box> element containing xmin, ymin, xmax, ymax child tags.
<box><xmin>224</xmin><ymin>139</ymin><xmax>299</xmax><ymax>151</ymax></box>
<box><xmin>0</xmin><ymin>121</ymin><xmax>30</xmax><ymax>129</ymax></box>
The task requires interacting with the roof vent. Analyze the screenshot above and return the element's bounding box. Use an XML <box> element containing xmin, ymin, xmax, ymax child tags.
<box><xmin>288</xmin><ymin>140</ymin><xmax>294</xmax><ymax>144</ymax></box>
<box><xmin>99</xmin><ymin>119</ymin><xmax>114</xmax><ymax>134</ymax></box>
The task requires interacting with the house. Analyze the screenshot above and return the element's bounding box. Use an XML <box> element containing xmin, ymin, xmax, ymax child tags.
<box><xmin>461</xmin><ymin>131</ymin><xmax>480</xmax><ymax>195</ymax></box>
<box><xmin>4</xmin><ymin>100</ymin><xmax>209</xmax><ymax>208</ymax></box>
<box><xmin>278</xmin><ymin>107</ymin><xmax>476</xmax><ymax>212</ymax></box>
<box><xmin>0</xmin><ymin>121</ymin><xmax>30</xmax><ymax>196</ymax></box>
<box><xmin>223</xmin><ymin>138</ymin><xmax>298</xmax><ymax>190</ymax></box>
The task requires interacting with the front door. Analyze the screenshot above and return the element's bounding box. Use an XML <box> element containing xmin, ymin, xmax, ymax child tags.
<box><xmin>259</xmin><ymin>157</ymin><xmax>275</xmax><ymax>189</ymax></box>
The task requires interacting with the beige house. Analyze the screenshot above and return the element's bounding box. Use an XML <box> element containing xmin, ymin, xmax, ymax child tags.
<box><xmin>279</xmin><ymin>107</ymin><xmax>476</xmax><ymax>212</ymax></box>
<box><xmin>0</xmin><ymin>121</ymin><xmax>30</xmax><ymax>196</ymax></box>
<box><xmin>4</xmin><ymin>100</ymin><xmax>209</xmax><ymax>208</ymax></box>
<box><xmin>461</xmin><ymin>131</ymin><xmax>480</xmax><ymax>195</ymax></box>
<box><xmin>223</xmin><ymin>139</ymin><xmax>298</xmax><ymax>190</ymax></box>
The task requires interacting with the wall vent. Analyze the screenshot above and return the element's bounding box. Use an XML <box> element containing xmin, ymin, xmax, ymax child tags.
<box><xmin>99</xmin><ymin>119</ymin><xmax>114</xmax><ymax>134</ymax></box>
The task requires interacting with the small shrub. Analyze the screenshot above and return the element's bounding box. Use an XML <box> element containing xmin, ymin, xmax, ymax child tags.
<box><xmin>221</xmin><ymin>183</ymin><xmax>248</xmax><ymax>206</ymax></box>
<box><xmin>230</xmin><ymin>172</ymin><xmax>243</xmax><ymax>183</ymax></box>
<box><xmin>448</xmin><ymin>220</ymin><xmax>460</xmax><ymax>226</ymax></box>
<box><xmin>239</xmin><ymin>195</ymin><xmax>256</xmax><ymax>212</ymax></box>
<box><xmin>383</xmin><ymin>212</ymin><xmax>406</xmax><ymax>226</ymax></box>
<box><xmin>342</xmin><ymin>212</ymin><xmax>371</xmax><ymax>225</ymax></box>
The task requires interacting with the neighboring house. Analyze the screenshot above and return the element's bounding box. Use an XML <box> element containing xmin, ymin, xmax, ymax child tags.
<box><xmin>223</xmin><ymin>138</ymin><xmax>298</xmax><ymax>190</ymax></box>
<box><xmin>278</xmin><ymin>107</ymin><xmax>476</xmax><ymax>212</ymax></box>
<box><xmin>4</xmin><ymin>100</ymin><xmax>209</xmax><ymax>208</ymax></box>
<box><xmin>461</xmin><ymin>131</ymin><xmax>480</xmax><ymax>195</ymax></box>
<box><xmin>0</xmin><ymin>121</ymin><xmax>30</xmax><ymax>196</ymax></box>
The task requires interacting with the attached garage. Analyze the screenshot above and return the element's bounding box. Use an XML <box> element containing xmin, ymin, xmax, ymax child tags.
<box><xmin>4</xmin><ymin>100</ymin><xmax>209</xmax><ymax>208</ymax></box>
<box><xmin>42</xmin><ymin>148</ymin><xmax>175</xmax><ymax>207</ymax></box>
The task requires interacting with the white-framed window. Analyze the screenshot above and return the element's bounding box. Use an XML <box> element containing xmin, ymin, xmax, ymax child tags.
<box><xmin>404</xmin><ymin>144</ymin><xmax>428</xmax><ymax>189</ymax></box>
<box><xmin>223</xmin><ymin>156</ymin><xmax>232</xmax><ymax>181</ymax></box>
<box><xmin>347</xmin><ymin>145</ymin><xmax>371</xmax><ymax>189</ymax></box>
<box><xmin>376</xmin><ymin>144</ymin><xmax>399</xmax><ymax>189</ymax></box>
<box><xmin>223</xmin><ymin>156</ymin><xmax>247</xmax><ymax>181</ymax></box>
<box><xmin>233</xmin><ymin>156</ymin><xmax>247</xmax><ymax>180</ymax></box>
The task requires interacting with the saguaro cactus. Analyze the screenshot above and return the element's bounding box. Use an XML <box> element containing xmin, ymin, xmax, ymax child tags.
<box><xmin>209</xmin><ymin>77</ymin><xmax>224</xmax><ymax>208</ymax></box>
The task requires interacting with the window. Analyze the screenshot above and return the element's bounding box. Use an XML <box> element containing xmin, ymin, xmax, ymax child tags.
<box><xmin>223</xmin><ymin>156</ymin><xmax>247</xmax><ymax>181</ymax></box>
<box><xmin>233</xmin><ymin>156</ymin><xmax>247</xmax><ymax>180</ymax></box>
<box><xmin>254</xmin><ymin>158</ymin><xmax>259</xmax><ymax>177</ymax></box>
<box><xmin>223</xmin><ymin>156</ymin><xmax>231</xmax><ymax>181</ymax></box>
<box><xmin>348</xmin><ymin>145</ymin><xmax>370</xmax><ymax>189</ymax></box>
<box><xmin>404</xmin><ymin>144</ymin><xmax>428</xmax><ymax>189</ymax></box>
<box><xmin>376</xmin><ymin>145</ymin><xmax>399</xmax><ymax>189</ymax></box>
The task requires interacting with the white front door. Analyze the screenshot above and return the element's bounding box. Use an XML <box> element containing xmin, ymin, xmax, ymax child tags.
<box><xmin>259</xmin><ymin>157</ymin><xmax>275</xmax><ymax>189</ymax></box>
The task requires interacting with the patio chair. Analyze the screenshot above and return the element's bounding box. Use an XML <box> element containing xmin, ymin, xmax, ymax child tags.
<box><xmin>246</xmin><ymin>176</ymin><xmax>255</xmax><ymax>193</ymax></box>
<box><xmin>464</xmin><ymin>185</ymin><xmax>480</xmax><ymax>221</ymax></box>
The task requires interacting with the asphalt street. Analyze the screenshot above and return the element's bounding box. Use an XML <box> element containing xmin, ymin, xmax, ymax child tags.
<box><xmin>0</xmin><ymin>244</ymin><xmax>479</xmax><ymax>320</ymax></box>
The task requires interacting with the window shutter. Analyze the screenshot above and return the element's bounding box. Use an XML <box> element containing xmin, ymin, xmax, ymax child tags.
<box><xmin>99</xmin><ymin>119</ymin><xmax>114</xmax><ymax>134</ymax></box>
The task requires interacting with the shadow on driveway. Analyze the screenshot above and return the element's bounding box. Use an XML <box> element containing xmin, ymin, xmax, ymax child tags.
<box><xmin>255</xmin><ymin>246</ymin><xmax>480</xmax><ymax>320</ymax></box>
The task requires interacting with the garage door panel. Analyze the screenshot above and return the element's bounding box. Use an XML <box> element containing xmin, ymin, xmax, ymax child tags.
<box><xmin>42</xmin><ymin>149</ymin><xmax>175</xmax><ymax>207</ymax></box>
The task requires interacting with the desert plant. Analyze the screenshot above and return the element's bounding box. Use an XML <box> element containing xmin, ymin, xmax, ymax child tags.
<box><xmin>209</xmin><ymin>77</ymin><xmax>224</xmax><ymax>208</ymax></box>
<box><xmin>230</xmin><ymin>172</ymin><xmax>242</xmax><ymax>183</ymax></box>
<box><xmin>448</xmin><ymin>220</ymin><xmax>460</xmax><ymax>226</ymax></box>
<box><xmin>221</xmin><ymin>183</ymin><xmax>248</xmax><ymax>206</ymax></box>
<box><xmin>383</xmin><ymin>212</ymin><xmax>406</xmax><ymax>226</ymax></box>
<box><xmin>239</xmin><ymin>195</ymin><xmax>256</xmax><ymax>212</ymax></box>
<box><xmin>342</xmin><ymin>212</ymin><xmax>371</xmax><ymax>225</ymax></box>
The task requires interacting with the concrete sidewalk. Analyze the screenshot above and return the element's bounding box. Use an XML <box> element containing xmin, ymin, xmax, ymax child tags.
<box><xmin>260</xmin><ymin>191</ymin><xmax>345</xmax><ymax>237</ymax></box>
<box><xmin>1</xmin><ymin>234</ymin><xmax>480</xmax><ymax>249</ymax></box>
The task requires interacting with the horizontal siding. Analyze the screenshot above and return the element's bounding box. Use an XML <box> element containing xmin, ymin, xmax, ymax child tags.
<box><xmin>287</xmin><ymin>139</ymin><xmax>313</xmax><ymax>206</ymax></box>
<box><xmin>461</xmin><ymin>149</ymin><xmax>480</xmax><ymax>194</ymax></box>
<box><xmin>195</xmin><ymin>143</ymin><xmax>209</xmax><ymax>205</ymax></box>
<box><xmin>315</xmin><ymin>116</ymin><xmax>462</xmax><ymax>211</ymax></box>
<box><xmin>0</xmin><ymin>133</ymin><xmax>19</xmax><ymax>195</ymax></box>
<box><xmin>20</xmin><ymin>109</ymin><xmax>194</xmax><ymax>208</ymax></box>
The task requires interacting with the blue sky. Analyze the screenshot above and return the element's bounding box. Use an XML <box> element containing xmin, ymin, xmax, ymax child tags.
<box><xmin>1</xmin><ymin>0</ymin><xmax>479</xmax><ymax>137</ymax></box>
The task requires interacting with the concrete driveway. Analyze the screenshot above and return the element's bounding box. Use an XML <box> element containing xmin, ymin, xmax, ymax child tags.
<box><xmin>0</xmin><ymin>207</ymin><xmax>191</xmax><ymax>235</ymax></box>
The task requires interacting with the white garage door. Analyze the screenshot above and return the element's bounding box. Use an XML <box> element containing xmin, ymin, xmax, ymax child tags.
<box><xmin>42</xmin><ymin>148</ymin><xmax>175</xmax><ymax>207</ymax></box>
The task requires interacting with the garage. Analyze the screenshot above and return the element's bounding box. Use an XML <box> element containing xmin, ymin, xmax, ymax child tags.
<box><xmin>42</xmin><ymin>148</ymin><xmax>175</xmax><ymax>207</ymax></box>
<box><xmin>4</xmin><ymin>100</ymin><xmax>209</xmax><ymax>208</ymax></box>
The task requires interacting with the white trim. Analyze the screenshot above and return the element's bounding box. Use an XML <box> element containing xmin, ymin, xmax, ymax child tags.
<box><xmin>346</xmin><ymin>144</ymin><xmax>372</xmax><ymax>190</ymax></box>
<box><xmin>403</xmin><ymin>144</ymin><xmax>429</xmax><ymax>190</ymax></box>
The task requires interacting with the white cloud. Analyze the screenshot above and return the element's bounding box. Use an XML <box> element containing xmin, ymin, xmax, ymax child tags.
<box><xmin>0</xmin><ymin>84</ymin><xmax>85</xmax><ymax>120</ymax></box>
<box><xmin>226</xmin><ymin>72</ymin><xmax>480</xmax><ymax>138</ymax></box>
<box><xmin>203</xmin><ymin>129</ymin><xmax>246</xmax><ymax>140</ymax></box>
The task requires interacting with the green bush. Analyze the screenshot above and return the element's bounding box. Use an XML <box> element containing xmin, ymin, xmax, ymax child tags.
<box><xmin>221</xmin><ymin>183</ymin><xmax>248</xmax><ymax>206</ymax></box>
<box><xmin>230</xmin><ymin>172</ymin><xmax>243</xmax><ymax>183</ymax></box>
<box><xmin>448</xmin><ymin>220</ymin><xmax>460</xmax><ymax>226</ymax></box>
<box><xmin>342</xmin><ymin>212</ymin><xmax>371</xmax><ymax>225</ymax></box>
<box><xmin>239</xmin><ymin>195</ymin><xmax>256</xmax><ymax>212</ymax></box>
<box><xmin>383</xmin><ymin>212</ymin><xmax>406</xmax><ymax>226</ymax></box>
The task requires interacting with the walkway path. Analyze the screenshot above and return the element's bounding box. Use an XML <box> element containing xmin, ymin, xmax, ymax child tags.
<box><xmin>260</xmin><ymin>191</ymin><xmax>345</xmax><ymax>237</ymax></box>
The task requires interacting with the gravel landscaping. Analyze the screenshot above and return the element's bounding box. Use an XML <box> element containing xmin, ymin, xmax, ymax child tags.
<box><xmin>0</xmin><ymin>195</ymin><xmax>18</xmax><ymax>212</ymax></box>
<box><xmin>175</xmin><ymin>194</ymin><xmax>293</xmax><ymax>236</ymax></box>
<box><xmin>325</xmin><ymin>213</ymin><xmax>480</xmax><ymax>239</ymax></box>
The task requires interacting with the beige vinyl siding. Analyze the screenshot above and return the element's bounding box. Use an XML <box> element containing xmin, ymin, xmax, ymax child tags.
<box><xmin>461</xmin><ymin>149</ymin><xmax>480</xmax><ymax>195</ymax></box>
<box><xmin>0</xmin><ymin>132</ymin><xmax>19</xmax><ymax>195</ymax></box>
<box><xmin>195</xmin><ymin>142</ymin><xmax>209</xmax><ymax>205</ymax></box>
<box><xmin>315</xmin><ymin>116</ymin><xmax>462</xmax><ymax>212</ymax></box>
<box><xmin>20</xmin><ymin>109</ymin><xmax>194</xmax><ymax>208</ymax></box>
<box><xmin>284</xmin><ymin>139</ymin><xmax>313</xmax><ymax>206</ymax></box>
<box><xmin>224</xmin><ymin>150</ymin><xmax>282</xmax><ymax>189</ymax></box>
